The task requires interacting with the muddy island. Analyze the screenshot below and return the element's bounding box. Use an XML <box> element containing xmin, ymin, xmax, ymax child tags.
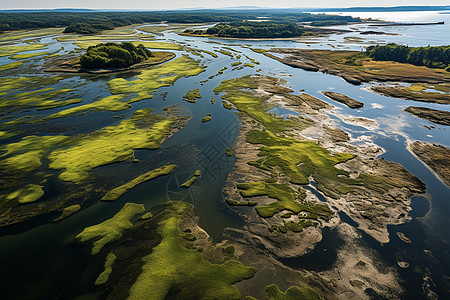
<box><xmin>409</xmin><ymin>141</ymin><xmax>450</xmax><ymax>186</ymax></box>
<box><xmin>405</xmin><ymin>106</ymin><xmax>450</xmax><ymax>125</ymax></box>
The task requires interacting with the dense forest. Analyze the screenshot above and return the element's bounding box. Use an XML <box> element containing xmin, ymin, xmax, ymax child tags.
<box><xmin>309</xmin><ymin>20</ymin><xmax>349</xmax><ymax>26</ymax></box>
<box><xmin>63</xmin><ymin>23</ymin><xmax>115</xmax><ymax>34</ymax></box>
<box><xmin>185</xmin><ymin>21</ymin><xmax>304</xmax><ymax>38</ymax></box>
<box><xmin>367</xmin><ymin>44</ymin><xmax>450</xmax><ymax>70</ymax></box>
<box><xmin>80</xmin><ymin>42</ymin><xmax>152</xmax><ymax>69</ymax></box>
<box><xmin>0</xmin><ymin>11</ymin><xmax>361</xmax><ymax>34</ymax></box>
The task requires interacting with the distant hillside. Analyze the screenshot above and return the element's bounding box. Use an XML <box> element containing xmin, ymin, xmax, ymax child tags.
<box><xmin>314</xmin><ymin>6</ymin><xmax>450</xmax><ymax>12</ymax></box>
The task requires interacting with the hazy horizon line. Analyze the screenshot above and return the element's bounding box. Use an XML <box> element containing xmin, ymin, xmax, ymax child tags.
<box><xmin>1</xmin><ymin>4</ymin><xmax>450</xmax><ymax>11</ymax></box>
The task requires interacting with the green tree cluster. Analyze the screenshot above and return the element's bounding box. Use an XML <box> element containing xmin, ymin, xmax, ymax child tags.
<box><xmin>80</xmin><ymin>42</ymin><xmax>153</xmax><ymax>69</ymax></box>
<box><xmin>367</xmin><ymin>43</ymin><xmax>450</xmax><ymax>70</ymax></box>
<box><xmin>309</xmin><ymin>20</ymin><xmax>348</xmax><ymax>26</ymax></box>
<box><xmin>203</xmin><ymin>21</ymin><xmax>304</xmax><ymax>38</ymax></box>
<box><xmin>63</xmin><ymin>22</ymin><xmax>115</xmax><ymax>34</ymax></box>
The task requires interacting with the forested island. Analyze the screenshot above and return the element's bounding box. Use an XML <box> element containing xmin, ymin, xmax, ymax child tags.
<box><xmin>80</xmin><ymin>42</ymin><xmax>152</xmax><ymax>68</ymax></box>
<box><xmin>185</xmin><ymin>21</ymin><xmax>305</xmax><ymax>38</ymax></box>
<box><xmin>47</xmin><ymin>42</ymin><xmax>175</xmax><ymax>73</ymax></box>
<box><xmin>367</xmin><ymin>44</ymin><xmax>450</xmax><ymax>71</ymax></box>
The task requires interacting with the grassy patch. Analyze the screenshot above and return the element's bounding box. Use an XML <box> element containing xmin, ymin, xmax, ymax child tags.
<box><xmin>76</xmin><ymin>202</ymin><xmax>145</xmax><ymax>255</ymax></box>
<box><xmin>2</xmin><ymin>184</ymin><xmax>44</xmax><ymax>205</ymax></box>
<box><xmin>218</xmin><ymin>49</ymin><xmax>234</xmax><ymax>57</ymax></box>
<box><xmin>372</xmin><ymin>85</ymin><xmax>450</xmax><ymax>104</ymax></box>
<box><xmin>202</xmin><ymin>115</ymin><xmax>212</xmax><ymax>123</ymax></box>
<box><xmin>0</xmin><ymin>44</ymin><xmax>47</xmax><ymax>57</ymax></box>
<box><xmin>48</xmin><ymin>109</ymin><xmax>179</xmax><ymax>182</ymax></box>
<box><xmin>0</xmin><ymin>77</ymin><xmax>81</xmax><ymax>112</ymax></box>
<box><xmin>10</xmin><ymin>51</ymin><xmax>48</xmax><ymax>59</ymax></box>
<box><xmin>0</xmin><ymin>135</ymin><xmax>68</xmax><ymax>176</ymax></box>
<box><xmin>238</xmin><ymin>181</ymin><xmax>312</xmax><ymax>218</ymax></box>
<box><xmin>0</xmin><ymin>61</ymin><xmax>23</xmax><ymax>71</ymax></box>
<box><xmin>102</xmin><ymin>164</ymin><xmax>177</xmax><ymax>201</ymax></box>
<box><xmin>95</xmin><ymin>252</ymin><xmax>117</xmax><ymax>285</ymax></box>
<box><xmin>108</xmin><ymin>55</ymin><xmax>205</xmax><ymax>102</ymax></box>
<box><xmin>127</xmin><ymin>201</ymin><xmax>256</xmax><ymax>300</ymax></box>
<box><xmin>41</xmin><ymin>95</ymin><xmax>129</xmax><ymax>121</ymax></box>
<box><xmin>183</xmin><ymin>88</ymin><xmax>202</xmax><ymax>103</ymax></box>
<box><xmin>53</xmin><ymin>204</ymin><xmax>81</xmax><ymax>222</ymax></box>
<box><xmin>265</xmin><ymin>284</ymin><xmax>319</xmax><ymax>300</ymax></box>
<box><xmin>222</xmin><ymin>101</ymin><xmax>233</xmax><ymax>110</ymax></box>
<box><xmin>214</xmin><ymin>76</ymin><xmax>313</xmax><ymax>134</ymax></box>
<box><xmin>226</xmin><ymin>147</ymin><xmax>234</xmax><ymax>156</ymax></box>
<box><xmin>181</xmin><ymin>170</ymin><xmax>201</xmax><ymax>188</ymax></box>
<box><xmin>0</xmin><ymin>28</ymin><xmax>62</xmax><ymax>42</ymax></box>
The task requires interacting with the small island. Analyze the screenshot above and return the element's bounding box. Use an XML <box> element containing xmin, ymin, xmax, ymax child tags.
<box><xmin>322</xmin><ymin>91</ymin><xmax>364</xmax><ymax>108</ymax></box>
<box><xmin>47</xmin><ymin>42</ymin><xmax>175</xmax><ymax>74</ymax></box>
<box><xmin>405</xmin><ymin>106</ymin><xmax>450</xmax><ymax>126</ymax></box>
<box><xmin>410</xmin><ymin>141</ymin><xmax>450</xmax><ymax>186</ymax></box>
<box><xmin>184</xmin><ymin>21</ymin><xmax>306</xmax><ymax>39</ymax></box>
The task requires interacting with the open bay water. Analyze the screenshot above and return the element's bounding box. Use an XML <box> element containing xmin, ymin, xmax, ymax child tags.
<box><xmin>0</xmin><ymin>11</ymin><xmax>449</xmax><ymax>298</ymax></box>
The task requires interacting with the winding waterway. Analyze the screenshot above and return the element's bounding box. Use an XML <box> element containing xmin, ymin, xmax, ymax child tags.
<box><xmin>0</xmin><ymin>11</ymin><xmax>449</xmax><ymax>299</ymax></box>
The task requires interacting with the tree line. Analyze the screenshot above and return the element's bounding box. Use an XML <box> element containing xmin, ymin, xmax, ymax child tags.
<box><xmin>367</xmin><ymin>44</ymin><xmax>450</xmax><ymax>70</ymax></box>
<box><xmin>0</xmin><ymin>11</ymin><xmax>361</xmax><ymax>34</ymax></box>
<box><xmin>187</xmin><ymin>21</ymin><xmax>305</xmax><ymax>38</ymax></box>
<box><xmin>80</xmin><ymin>42</ymin><xmax>153</xmax><ymax>69</ymax></box>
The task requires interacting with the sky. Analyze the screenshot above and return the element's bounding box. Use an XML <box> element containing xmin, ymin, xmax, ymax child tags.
<box><xmin>1</xmin><ymin>0</ymin><xmax>449</xmax><ymax>10</ymax></box>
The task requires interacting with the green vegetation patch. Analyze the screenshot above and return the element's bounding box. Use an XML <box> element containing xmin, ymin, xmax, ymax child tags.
<box><xmin>10</xmin><ymin>51</ymin><xmax>48</xmax><ymax>59</ymax></box>
<box><xmin>127</xmin><ymin>201</ymin><xmax>256</xmax><ymax>300</ymax></box>
<box><xmin>226</xmin><ymin>147</ymin><xmax>234</xmax><ymax>156</ymax></box>
<box><xmin>95</xmin><ymin>252</ymin><xmax>117</xmax><ymax>285</ymax></box>
<box><xmin>48</xmin><ymin>109</ymin><xmax>179</xmax><ymax>183</ymax></box>
<box><xmin>101</xmin><ymin>164</ymin><xmax>177</xmax><ymax>201</ymax></box>
<box><xmin>0</xmin><ymin>28</ymin><xmax>62</xmax><ymax>42</ymax></box>
<box><xmin>214</xmin><ymin>75</ymin><xmax>313</xmax><ymax>134</ymax></box>
<box><xmin>202</xmin><ymin>115</ymin><xmax>212</xmax><ymax>123</ymax></box>
<box><xmin>0</xmin><ymin>61</ymin><xmax>23</xmax><ymax>71</ymax></box>
<box><xmin>265</xmin><ymin>284</ymin><xmax>319</xmax><ymax>300</ymax></box>
<box><xmin>181</xmin><ymin>170</ymin><xmax>201</xmax><ymax>188</ymax></box>
<box><xmin>222</xmin><ymin>101</ymin><xmax>233</xmax><ymax>110</ymax></box>
<box><xmin>238</xmin><ymin>181</ymin><xmax>315</xmax><ymax>218</ymax></box>
<box><xmin>183</xmin><ymin>88</ymin><xmax>202</xmax><ymax>103</ymax></box>
<box><xmin>0</xmin><ymin>135</ymin><xmax>68</xmax><ymax>176</ymax></box>
<box><xmin>0</xmin><ymin>77</ymin><xmax>81</xmax><ymax>112</ymax></box>
<box><xmin>41</xmin><ymin>95</ymin><xmax>130</xmax><ymax>121</ymax></box>
<box><xmin>76</xmin><ymin>202</ymin><xmax>145</xmax><ymax>255</ymax></box>
<box><xmin>215</xmin><ymin>75</ymin><xmax>393</xmax><ymax>222</ymax></box>
<box><xmin>2</xmin><ymin>184</ymin><xmax>44</xmax><ymax>205</ymax></box>
<box><xmin>53</xmin><ymin>204</ymin><xmax>81</xmax><ymax>222</ymax></box>
<box><xmin>108</xmin><ymin>55</ymin><xmax>205</xmax><ymax>102</ymax></box>
<box><xmin>0</xmin><ymin>44</ymin><xmax>46</xmax><ymax>57</ymax></box>
<box><xmin>218</xmin><ymin>49</ymin><xmax>234</xmax><ymax>57</ymax></box>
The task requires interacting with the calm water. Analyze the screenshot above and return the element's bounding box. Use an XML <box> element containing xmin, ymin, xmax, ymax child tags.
<box><xmin>0</xmin><ymin>11</ymin><xmax>449</xmax><ymax>299</ymax></box>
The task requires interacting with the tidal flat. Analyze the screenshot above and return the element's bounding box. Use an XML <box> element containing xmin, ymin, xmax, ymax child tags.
<box><xmin>0</xmin><ymin>15</ymin><xmax>449</xmax><ymax>300</ymax></box>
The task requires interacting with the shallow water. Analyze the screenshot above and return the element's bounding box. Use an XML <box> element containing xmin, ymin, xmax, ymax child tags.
<box><xmin>0</xmin><ymin>11</ymin><xmax>449</xmax><ymax>299</ymax></box>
